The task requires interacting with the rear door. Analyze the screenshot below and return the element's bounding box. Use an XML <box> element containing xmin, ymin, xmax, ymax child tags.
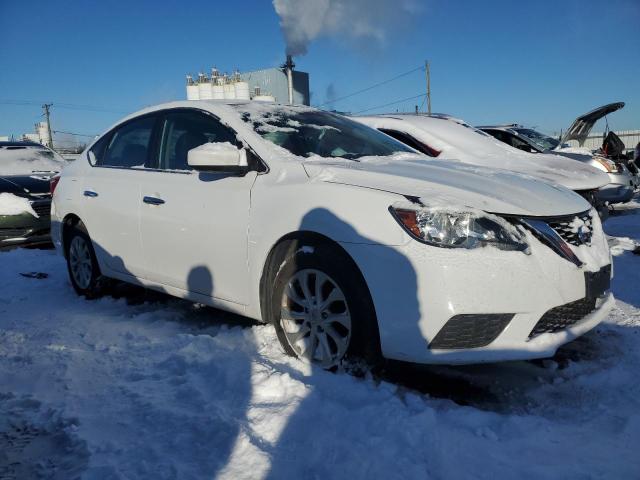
<box><xmin>82</xmin><ymin>114</ymin><xmax>158</xmax><ymax>277</ymax></box>
<box><xmin>138</xmin><ymin>108</ymin><xmax>257</xmax><ymax>304</ymax></box>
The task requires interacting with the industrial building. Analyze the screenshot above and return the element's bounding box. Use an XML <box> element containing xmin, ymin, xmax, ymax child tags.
<box><xmin>238</xmin><ymin>67</ymin><xmax>309</xmax><ymax>106</ymax></box>
<box><xmin>185</xmin><ymin>57</ymin><xmax>310</xmax><ymax>106</ymax></box>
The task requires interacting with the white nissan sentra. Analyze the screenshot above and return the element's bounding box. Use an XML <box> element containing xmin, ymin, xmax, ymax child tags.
<box><xmin>51</xmin><ymin>101</ymin><xmax>614</xmax><ymax>367</ymax></box>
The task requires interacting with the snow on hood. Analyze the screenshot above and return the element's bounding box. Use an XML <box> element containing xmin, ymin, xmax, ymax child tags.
<box><xmin>354</xmin><ymin>115</ymin><xmax>609</xmax><ymax>191</ymax></box>
<box><xmin>0</xmin><ymin>192</ymin><xmax>38</xmax><ymax>217</ymax></box>
<box><xmin>303</xmin><ymin>155</ymin><xmax>591</xmax><ymax>217</ymax></box>
<box><xmin>0</xmin><ymin>147</ymin><xmax>66</xmax><ymax>176</ymax></box>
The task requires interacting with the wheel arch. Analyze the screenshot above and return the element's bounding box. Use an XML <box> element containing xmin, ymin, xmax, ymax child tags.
<box><xmin>258</xmin><ymin>230</ymin><xmax>377</xmax><ymax>324</ymax></box>
<box><xmin>60</xmin><ymin>213</ymin><xmax>85</xmax><ymax>258</ymax></box>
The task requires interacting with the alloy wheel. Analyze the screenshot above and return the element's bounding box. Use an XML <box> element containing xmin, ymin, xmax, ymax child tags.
<box><xmin>280</xmin><ymin>268</ymin><xmax>352</xmax><ymax>368</ymax></box>
<box><xmin>69</xmin><ymin>236</ymin><xmax>93</xmax><ymax>290</ymax></box>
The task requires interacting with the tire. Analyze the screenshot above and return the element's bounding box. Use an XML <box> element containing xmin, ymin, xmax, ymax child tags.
<box><xmin>65</xmin><ymin>224</ymin><xmax>104</xmax><ymax>298</ymax></box>
<box><xmin>267</xmin><ymin>240</ymin><xmax>381</xmax><ymax>370</ymax></box>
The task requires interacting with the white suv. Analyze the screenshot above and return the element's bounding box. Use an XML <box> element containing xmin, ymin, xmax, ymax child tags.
<box><xmin>51</xmin><ymin>101</ymin><xmax>614</xmax><ymax>367</ymax></box>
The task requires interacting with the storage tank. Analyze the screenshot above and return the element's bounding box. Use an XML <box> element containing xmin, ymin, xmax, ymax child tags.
<box><xmin>222</xmin><ymin>73</ymin><xmax>236</xmax><ymax>99</ymax></box>
<box><xmin>186</xmin><ymin>75</ymin><xmax>199</xmax><ymax>100</ymax></box>
<box><xmin>197</xmin><ymin>72</ymin><xmax>212</xmax><ymax>100</ymax></box>
<box><xmin>234</xmin><ymin>80</ymin><xmax>250</xmax><ymax>100</ymax></box>
<box><xmin>212</xmin><ymin>77</ymin><xmax>225</xmax><ymax>99</ymax></box>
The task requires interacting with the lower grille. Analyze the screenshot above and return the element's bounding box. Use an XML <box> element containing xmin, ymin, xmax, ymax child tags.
<box><xmin>429</xmin><ymin>313</ymin><xmax>513</xmax><ymax>349</ymax></box>
<box><xmin>528</xmin><ymin>297</ymin><xmax>596</xmax><ymax>339</ymax></box>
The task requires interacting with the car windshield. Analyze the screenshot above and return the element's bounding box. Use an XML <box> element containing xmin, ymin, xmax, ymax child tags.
<box><xmin>513</xmin><ymin>128</ymin><xmax>559</xmax><ymax>151</ymax></box>
<box><xmin>234</xmin><ymin>104</ymin><xmax>414</xmax><ymax>160</ymax></box>
<box><xmin>0</xmin><ymin>146</ymin><xmax>67</xmax><ymax>175</ymax></box>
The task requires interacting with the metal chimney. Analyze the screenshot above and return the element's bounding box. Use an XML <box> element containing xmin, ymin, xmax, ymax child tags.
<box><xmin>284</xmin><ymin>55</ymin><xmax>295</xmax><ymax>105</ymax></box>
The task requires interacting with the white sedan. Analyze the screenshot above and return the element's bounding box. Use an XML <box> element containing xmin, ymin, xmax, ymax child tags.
<box><xmin>51</xmin><ymin>101</ymin><xmax>614</xmax><ymax>367</ymax></box>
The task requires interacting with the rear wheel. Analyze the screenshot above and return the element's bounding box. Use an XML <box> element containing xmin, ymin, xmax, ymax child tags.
<box><xmin>268</xmin><ymin>241</ymin><xmax>380</xmax><ymax>370</ymax></box>
<box><xmin>65</xmin><ymin>225</ymin><xmax>104</xmax><ymax>298</ymax></box>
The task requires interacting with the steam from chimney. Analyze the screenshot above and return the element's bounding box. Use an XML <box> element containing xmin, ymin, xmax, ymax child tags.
<box><xmin>273</xmin><ymin>0</ymin><xmax>420</xmax><ymax>56</ymax></box>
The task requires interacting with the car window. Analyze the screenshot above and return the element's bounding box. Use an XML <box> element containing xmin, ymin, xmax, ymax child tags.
<box><xmin>98</xmin><ymin>115</ymin><xmax>156</xmax><ymax>168</ymax></box>
<box><xmin>513</xmin><ymin>128</ymin><xmax>559</xmax><ymax>151</ymax></box>
<box><xmin>506</xmin><ymin>133</ymin><xmax>536</xmax><ymax>152</ymax></box>
<box><xmin>158</xmin><ymin>110</ymin><xmax>238</xmax><ymax>170</ymax></box>
<box><xmin>379</xmin><ymin>129</ymin><xmax>441</xmax><ymax>157</ymax></box>
<box><xmin>484</xmin><ymin>129</ymin><xmax>507</xmax><ymax>143</ymax></box>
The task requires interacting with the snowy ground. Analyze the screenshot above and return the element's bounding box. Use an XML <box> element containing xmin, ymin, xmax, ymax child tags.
<box><xmin>1</xmin><ymin>202</ymin><xmax>639</xmax><ymax>479</ymax></box>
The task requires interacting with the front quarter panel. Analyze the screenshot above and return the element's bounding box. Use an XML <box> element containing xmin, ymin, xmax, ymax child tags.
<box><xmin>245</xmin><ymin>163</ymin><xmax>409</xmax><ymax>320</ymax></box>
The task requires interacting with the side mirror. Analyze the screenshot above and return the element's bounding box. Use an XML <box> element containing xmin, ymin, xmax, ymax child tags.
<box><xmin>187</xmin><ymin>142</ymin><xmax>248</xmax><ymax>173</ymax></box>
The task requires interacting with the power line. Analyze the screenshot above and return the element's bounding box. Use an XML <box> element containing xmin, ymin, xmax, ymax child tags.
<box><xmin>315</xmin><ymin>64</ymin><xmax>425</xmax><ymax>108</ymax></box>
<box><xmin>53</xmin><ymin>130</ymin><xmax>97</xmax><ymax>138</ymax></box>
<box><xmin>0</xmin><ymin>99</ymin><xmax>129</xmax><ymax>114</ymax></box>
<box><xmin>354</xmin><ymin>93</ymin><xmax>427</xmax><ymax>115</ymax></box>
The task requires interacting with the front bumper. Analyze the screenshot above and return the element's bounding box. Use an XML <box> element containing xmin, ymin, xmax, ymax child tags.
<box><xmin>342</xmin><ymin>216</ymin><xmax>613</xmax><ymax>365</ymax></box>
<box><xmin>0</xmin><ymin>211</ymin><xmax>51</xmax><ymax>248</ymax></box>
<box><xmin>597</xmin><ymin>172</ymin><xmax>636</xmax><ymax>204</ymax></box>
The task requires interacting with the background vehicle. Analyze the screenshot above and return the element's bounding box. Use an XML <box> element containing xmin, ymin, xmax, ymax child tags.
<box><xmin>353</xmin><ymin>114</ymin><xmax>610</xmax><ymax>214</ymax></box>
<box><xmin>480</xmin><ymin>102</ymin><xmax>638</xmax><ymax>204</ymax></box>
<box><xmin>0</xmin><ymin>141</ymin><xmax>66</xmax><ymax>247</ymax></box>
<box><xmin>52</xmin><ymin>101</ymin><xmax>613</xmax><ymax>368</ymax></box>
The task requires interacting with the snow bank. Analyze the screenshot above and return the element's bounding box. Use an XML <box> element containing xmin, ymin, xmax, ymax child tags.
<box><xmin>0</xmin><ymin>192</ymin><xmax>38</xmax><ymax>217</ymax></box>
<box><xmin>0</xmin><ymin>147</ymin><xmax>66</xmax><ymax>175</ymax></box>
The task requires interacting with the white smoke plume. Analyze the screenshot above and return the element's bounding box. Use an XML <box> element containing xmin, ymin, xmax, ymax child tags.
<box><xmin>273</xmin><ymin>0</ymin><xmax>421</xmax><ymax>56</ymax></box>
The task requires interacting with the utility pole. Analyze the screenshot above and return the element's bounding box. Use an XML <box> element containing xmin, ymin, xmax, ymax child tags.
<box><xmin>42</xmin><ymin>103</ymin><xmax>53</xmax><ymax>149</ymax></box>
<box><xmin>425</xmin><ymin>60</ymin><xmax>431</xmax><ymax>115</ymax></box>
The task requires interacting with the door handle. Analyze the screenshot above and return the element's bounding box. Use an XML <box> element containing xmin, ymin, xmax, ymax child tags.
<box><xmin>143</xmin><ymin>196</ymin><xmax>165</xmax><ymax>205</ymax></box>
<box><xmin>83</xmin><ymin>190</ymin><xmax>98</xmax><ymax>197</ymax></box>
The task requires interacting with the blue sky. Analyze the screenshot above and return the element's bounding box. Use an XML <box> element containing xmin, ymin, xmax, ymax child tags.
<box><xmin>1</xmin><ymin>0</ymin><xmax>638</xmax><ymax>145</ymax></box>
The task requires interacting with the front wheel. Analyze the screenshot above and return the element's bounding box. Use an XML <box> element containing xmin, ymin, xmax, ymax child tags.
<box><xmin>268</xmin><ymin>242</ymin><xmax>380</xmax><ymax>370</ymax></box>
<box><xmin>65</xmin><ymin>225</ymin><xmax>104</xmax><ymax>298</ymax></box>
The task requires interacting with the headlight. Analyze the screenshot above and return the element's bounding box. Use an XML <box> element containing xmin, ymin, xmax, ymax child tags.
<box><xmin>390</xmin><ymin>204</ymin><xmax>529</xmax><ymax>252</ymax></box>
<box><xmin>592</xmin><ymin>157</ymin><xmax>617</xmax><ymax>173</ymax></box>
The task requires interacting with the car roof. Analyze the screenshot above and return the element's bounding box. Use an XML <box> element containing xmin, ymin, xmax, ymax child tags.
<box><xmin>476</xmin><ymin>124</ymin><xmax>523</xmax><ymax>130</ymax></box>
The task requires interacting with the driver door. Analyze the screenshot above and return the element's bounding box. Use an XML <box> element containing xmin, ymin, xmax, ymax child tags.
<box><xmin>138</xmin><ymin>109</ymin><xmax>256</xmax><ymax>305</ymax></box>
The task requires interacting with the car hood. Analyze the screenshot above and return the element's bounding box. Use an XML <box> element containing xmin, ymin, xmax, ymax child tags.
<box><xmin>559</xmin><ymin>102</ymin><xmax>625</xmax><ymax>147</ymax></box>
<box><xmin>438</xmin><ymin>150</ymin><xmax>609</xmax><ymax>191</ymax></box>
<box><xmin>0</xmin><ymin>175</ymin><xmax>52</xmax><ymax>198</ymax></box>
<box><xmin>303</xmin><ymin>155</ymin><xmax>590</xmax><ymax>217</ymax></box>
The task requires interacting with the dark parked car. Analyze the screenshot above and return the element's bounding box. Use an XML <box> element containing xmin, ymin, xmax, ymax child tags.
<box><xmin>0</xmin><ymin>141</ymin><xmax>66</xmax><ymax>247</ymax></box>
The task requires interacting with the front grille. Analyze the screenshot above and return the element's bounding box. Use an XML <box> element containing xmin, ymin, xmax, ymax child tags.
<box><xmin>546</xmin><ymin>211</ymin><xmax>593</xmax><ymax>246</ymax></box>
<box><xmin>528</xmin><ymin>297</ymin><xmax>596</xmax><ymax>339</ymax></box>
<box><xmin>30</xmin><ymin>200</ymin><xmax>51</xmax><ymax>217</ymax></box>
<box><xmin>429</xmin><ymin>313</ymin><xmax>514</xmax><ymax>349</ymax></box>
